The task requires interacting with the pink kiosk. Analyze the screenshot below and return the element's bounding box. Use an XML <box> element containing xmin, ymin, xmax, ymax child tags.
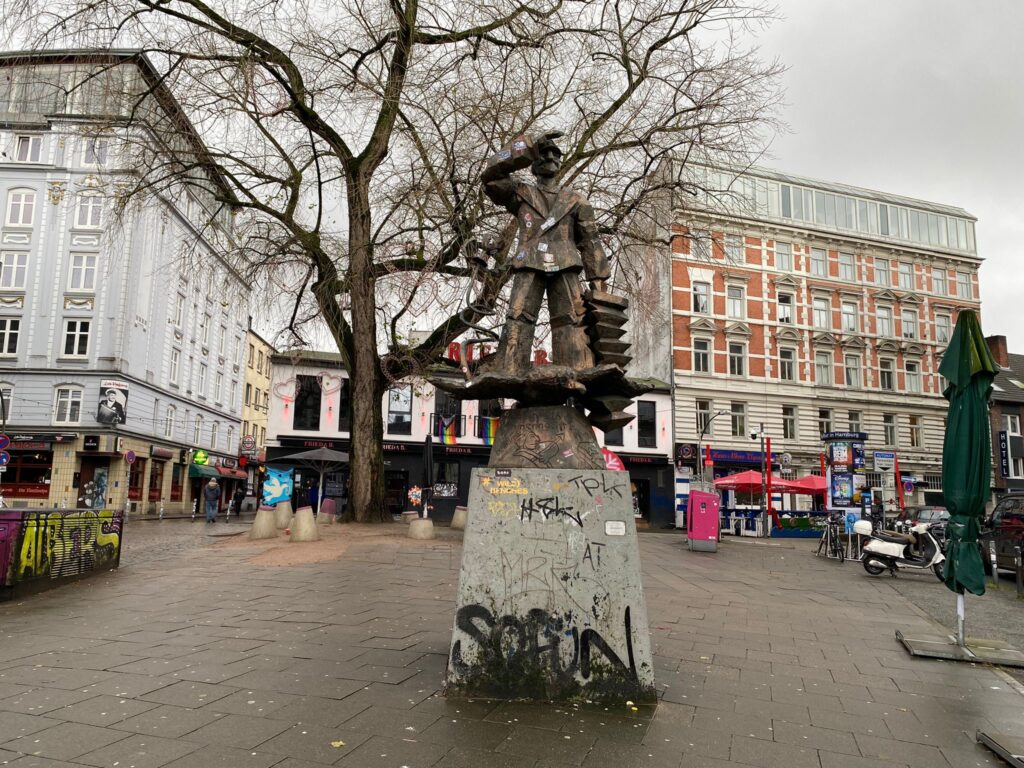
<box><xmin>687</xmin><ymin>489</ymin><xmax>720</xmax><ymax>552</ymax></box>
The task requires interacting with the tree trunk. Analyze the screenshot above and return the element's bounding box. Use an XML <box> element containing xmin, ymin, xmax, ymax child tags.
<box><xmin>346</xmin><ymin>179</ymin><xmax>389</xmax><ymax>522</ymax></box>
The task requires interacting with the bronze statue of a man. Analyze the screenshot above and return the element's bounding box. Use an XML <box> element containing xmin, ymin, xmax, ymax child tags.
<box><xmin>482</xmin><ymin>131</ymin><xmax>610</xmax><ymax>375</ymax></box>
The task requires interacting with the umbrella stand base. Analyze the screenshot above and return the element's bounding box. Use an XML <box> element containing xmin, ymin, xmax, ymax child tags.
<box><xmin>976</xmin><ymin>730</ymin><xmax>1024</xmax><ymax>768</ymax></box>
<box><xmin>895</xmin><ymin>630</ymin><xmax>1024</xmax><ymax>667</ymax></box>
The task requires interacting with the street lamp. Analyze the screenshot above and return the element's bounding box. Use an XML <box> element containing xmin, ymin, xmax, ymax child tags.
<box><xmin>697</xmin><ymin>410</ymin><xmax>729</xmax><ymax>489</ymax></box>
<box><xmin>750</xmin><ymin>423</ymin><xmax>768</xmax><ymax>536</ymax></box>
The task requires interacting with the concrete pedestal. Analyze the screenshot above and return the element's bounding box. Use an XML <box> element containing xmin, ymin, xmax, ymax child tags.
<box><xmin>250</xmin><ymin>507</ymin><xmax>278</xmax><ymax>540</ymax></box>
<box><xmin>274</xmin><ymin>500</ymin><xmax>293</xmax><ymax>529</ymax></box>
<box><xmin>319</xmin><ymin>498</ymin><xmax>336</xmax><ymax>524</ymax></box>
<box><xmin>445</xmin><ymin>467</ymin><xmax>655</xmax><ymax>703</ymax></box>
<box><xmin>408</xmin><ymin>518</ymin><xmax>436</xmax><ymax>540</ymax></box>
<box><xmin>290</xmin><ymin>507</ymin><xmax>321</xmax><ymax>542</ymax></box>
<box><xmin>451</xmin><ymin>505</ymin><xmax>469</xmax><ymax>530</ymax></box>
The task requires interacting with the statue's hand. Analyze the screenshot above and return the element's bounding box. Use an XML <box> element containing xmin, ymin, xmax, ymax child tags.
<box><xmin>532</xmin><ymin>130</ymin><xmax>564</xmax><ymax>157</ymax></box>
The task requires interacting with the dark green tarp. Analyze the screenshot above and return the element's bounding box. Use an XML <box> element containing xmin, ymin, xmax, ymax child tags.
<box><xmin>938</xmin><ymin>310</ymin><xmax>998</xmax><ymax>597</ymax></box>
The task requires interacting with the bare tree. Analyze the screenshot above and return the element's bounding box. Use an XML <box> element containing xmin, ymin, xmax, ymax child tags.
<box><xmin>4</xmin><ymin>0</ymin><xmax>782</xmax><ymax>521</ymax></box>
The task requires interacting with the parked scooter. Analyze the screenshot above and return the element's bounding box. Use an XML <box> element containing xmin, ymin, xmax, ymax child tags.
<box><xmin>853</xmin><ymin>519</ymin><xmax>945</xmax><ymax>580</ymax></box>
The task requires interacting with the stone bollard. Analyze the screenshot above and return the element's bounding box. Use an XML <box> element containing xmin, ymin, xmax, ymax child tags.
<box><xmin>319</xmin><ymin>498</ymin><xmax>336</xmax><ymax>525</ymax></box>
<box><xmin>290</xmin><ymin>505</ymin><xmax>321</xmax><ymax>542</ymax></box>
<box><xmin>250</xmin><ymin>505</ymin><xmax>279</xmax><ymax>540</ymax></box>
<box><xmin>401</xmin><ymin>510</ymin><xmax>420</xmax><ymax>524</ymax></box>
<box><xmin>408</xmin><ymin>517</ymin><xmax>436</xmax><ymax>540</ymax></box>
<box><xmin>274</xmin><ymin>499</ymin><xmax>294</xmax><ymax>529</ymax></box>
<box><xmin>451</xmin><ymin>505</ymin><xmax>469</xmax><ymax>531</ymax></box>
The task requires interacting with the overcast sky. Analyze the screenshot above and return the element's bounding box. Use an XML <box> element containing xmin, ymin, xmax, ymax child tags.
<box><xmin>753</xmin><ymin>0</ymin><xmax>1024</xmax><ymax>348</ymax></box>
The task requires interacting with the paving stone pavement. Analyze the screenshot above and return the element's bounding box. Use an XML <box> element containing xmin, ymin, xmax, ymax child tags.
<box><xmin>1</xmin><ymin>520</ymin><xmax>1022</xmax><ymax>768</ymax></box>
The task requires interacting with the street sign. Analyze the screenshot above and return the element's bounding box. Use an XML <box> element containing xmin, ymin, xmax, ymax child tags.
<box><xmin>0</xmin><ymin>451</ymin><xmax>9</xmax><ymax>466</ymax></box>
<box><xmin>0</xmin><ymin>434</ymin><xmax>9</xmax><ymax>451</ymax></box>
<box><xmin>240</xmin><ymin>435</ymin><xmax>256</xmax><ymax>451</ymax></box>
<box><xmin>873</xmin><ymin>451</ymin><xmax>896</xmax><ymax>471</ymax></box>
<box><xmin>125</xmin><ymin>450</ymin><xmax>136</xmax><ymax>465</ymax></box>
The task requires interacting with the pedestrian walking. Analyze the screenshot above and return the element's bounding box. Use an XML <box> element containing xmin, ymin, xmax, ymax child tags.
<box><xmin>232</xmin><ymin>485</ymin><xmax>246</xmax><ymax>515</ymax></box>
<box><xmin>203</xmin><ymin>479</ymin><xmax>221</xmax><ymax>523</ymax></box>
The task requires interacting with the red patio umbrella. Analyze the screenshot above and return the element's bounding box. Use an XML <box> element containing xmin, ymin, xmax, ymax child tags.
<box><xmin>601</xmin><ymin>447</ymin><xmax>627</xmax><ymax>472</ymax></box>
<box><xmin>714</xmin><ymin>470</ymin><xmax>795</xmax><ymax>493</ymax></box>
<box><xmin>786</xmin><ymin>474</ymin><xmax>828</xmax><ymax>495</ymax></box>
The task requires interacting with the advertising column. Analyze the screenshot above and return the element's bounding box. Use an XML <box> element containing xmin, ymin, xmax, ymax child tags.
<box><xmin>823</xmin><ymin>431</ymin><xmax>868</xmax><ymax>532</ymax></box>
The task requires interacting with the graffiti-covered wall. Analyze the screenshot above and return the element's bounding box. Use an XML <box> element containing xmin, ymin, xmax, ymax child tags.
<box><xmin>0</xmin><ymin>509</ymin><xmax>123</xmax><ymax>596</ymax></box>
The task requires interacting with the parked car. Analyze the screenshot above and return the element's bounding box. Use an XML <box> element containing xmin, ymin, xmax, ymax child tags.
<box><xmin>906</xmin><ymin>506</ymin><xmax>950</xmax><ymax>526</ymax></box>
<box><xmin>984</xmin><ymin>495</ymin><xmax>1024</xmax><ymax>571</ymax></box>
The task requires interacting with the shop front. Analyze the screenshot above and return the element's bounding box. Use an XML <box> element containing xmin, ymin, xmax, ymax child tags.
<box><xmin>1</xmin><ymin>433</ymin><xmax>79</xmax><ymax>507</ymax></box>
<box><xmin>614</xmin><ymin>453</ymin><xmax>674</xmax><ymax>528</ymax></box>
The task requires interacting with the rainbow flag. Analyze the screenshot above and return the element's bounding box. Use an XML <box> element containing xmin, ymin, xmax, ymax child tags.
<box><xmin>438</xmin><ymin>415</ymin><xmax>458</xmax><ymax>445</ymax></box>
<box><xmin>481</xmin><ymin>416</ymin><xmax>500</xmax><ymax>446</ymax></box>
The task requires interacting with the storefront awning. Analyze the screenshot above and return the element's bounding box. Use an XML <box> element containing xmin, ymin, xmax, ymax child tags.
<box><xmin>188</xmin><ymin>464</ymin><xmax>220</xmax><ymax>479</ymax></box>
<box><xmin>217</xmin><ymin>466</ymin><xmax>248</xmax><ymax>480</ymax></box>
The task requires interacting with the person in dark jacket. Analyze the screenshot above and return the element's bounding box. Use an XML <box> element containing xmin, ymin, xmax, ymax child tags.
<box><xmin>203</xmin><ymin>479</ymin><xmax>221</xmax><ymax>523</ymax></box>
<box><xmin>232</xmin><ymin>485</ymin><xmax>246</xmax><ymax>515</ymax></box>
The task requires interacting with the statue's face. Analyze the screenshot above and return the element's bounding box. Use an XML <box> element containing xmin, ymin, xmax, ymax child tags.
<box><xmin>532</xmin><ymin>144</ymin><xmax>561</xmax><ymax>178</ymax></box>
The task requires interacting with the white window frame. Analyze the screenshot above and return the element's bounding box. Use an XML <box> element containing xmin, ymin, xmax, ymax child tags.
<box><xmin>956</xmin><ymin>272</ymin><xmax>972</xmax><ymax>299</ymax></box>
<box><xmin>815</xmin><ymin>351</ymin><xmax>833</xmax><ymax>385</ymax></box>
<box><xmin>936</xmin><ymin>314</ymin><xmax>951</xmax><ymax>344</ymax></box>
<box><xmin>690</xmin><ymin>229</ymin><xmax>710</xmax><ymax>260</ymax></box>
<box><xmin>841</xmin><ymin>301</ymin><xmax>857</xmax><ymax>332</ymax></box>
<box><xmin>74</xmin><ymin>193</ymin><xmax>103</xmax><ymax>229</ymax></box>
<box><xmin>695</xmin><ymin>399</ymin><xmax>713</xmax><ymax>436</ymax></box>
<box><xmin>839</xmin><ymin>252</ymin><xmax>855</xmax><ymax>281</ymax></box>
<box><xmin>201</xmin><ymin>312</ymin><xmax>211</xmax><ymax>345</ymax></box>
<box><xmin>0</xmin><ymin>317</ymin><xmax>20</xmax><ymax>355</ymax></box>
<box><xmin>730</xmin><ymin>402</ymin><xmax>747</xmax><ymax>438</ymax></box>
<box><xmin>67</xmin><ymin>253</ymin><xmax>98</xmax><ymax>292</ymax></box>
<box><xmin>905</xmin><ymin>361</ymin><xmax>921</xmax><ymax>393</ymax></box>
<box><xmin>1013</xmin><ymin>456</ymin><xmax>1024</xmax><ymax>479</ymax></box>
<box><xmin>932</xmin><ymin>267</ymin><xmax>947</xmax><ymax>295</ymax></box>
<box><xmin>898</xmin><ymin>262</ymin><xmax>914</xmax><ymax>290</ymax></box>
<box><xmin>214</xmin><ymin>371</ymin><xmax>223</xmax><ymax>402</ymax></box>
<box><xmin>692</xmin><ymin>281</ymin><xmax>711</xmax><ymax>314</ymax></box>
<box><xmin>54</xmin><ymin>386</ymin><xmax>83</xmax><ymax>425</ymax></box>
<box><xmin>876</xmin><ymin>306</ymin><xmax>892</xmax><ymax>337</ymax></box>
<box><xmin>169</xmin><ymin>348</ymin><xmax>181</xmax><ymax>385</ymax></box>
<box><xmin>1004</xmin><ymin>414</ymin><xmax>1021</xmax><ymax>435</ymax></box>
<box><xmin>692</xmin><ymin>338</ymin><xmax>711</xmax><ymax>373</ymax></box>
<box><xmin>198</xmin><ymin>362</ymin><xmax>208</xmax><ymax>395</ymax></box>
<box><xmin>82</xmin><ymin>137</ymin><xmax>109</xmax><ymax>167</ymax></box>
<box><xmin>211</xmin><ymin>421</ymin><xmax>219</xmax><ymax>450</ymax></box>
<box><xmin>724</xmin><ymin>234</ymin><xmax>743</xmax><ymax>264</ymax></box>
<box><xmin>818</xmin><ymin>408</ymin><xmax>833</xmax><ymax>436</ymax></box>
<box><xmin>193</xmin><ymin>415</ymin><xmax>203</xmax><ymax>445</ymax></box>
<box><xmin>844</xmin><ymin>354</ymin><xmax>861</xmax><ymax>388</ymax></box>
<box><xmin>0</xmin><ymin>252</ymin><xmax>28</xmax><ymax>290</ymax></box>
<box><xmin>174</xmin><ymin>293</ymin><xmax>185</xmax><ymax>328</ymax></box>
<box><xmin>875</xmin><ymin>258</ymin><xmax>891</xmax><ymax>286</ymax></box>
<box><xmin>727</xmin><ymin>286</ymin><xmax>745</xmax><ymax>319</ymax></box>
<box><xmin>810</xmin><ymin>247</ymin><xmax>827</xmax><ymax>277</ymax></box>
<box><xmin>813</xmin><ymin>297</ymin><xmax>830</xmax><ymax>329</ymax></box>
<box><xmin>883</xmin><ymin>414</ymin><xmax>898</xmax><ymax>446</ymax></box>
<box><xmin>0</xmin><ymin>384</ymin><xmax>12</xmax><ymax>422</ymax></box>
<box><xmin>778</xmin><ymin>293</ymin><xmax>793</xmax><ymax>323</ymax></box>
<box><xmin>14</xmin><ymin>135</ymin><xmax>42</xmax><ymax>163</ymax></box>
<box><xmin>62</xmin><ymin>319</ymin><xmax>90</xmax><ymax>358</ymax></box>
<box><xmin>909</xmin><ymin>416</ymin><xmax>923</xmax><ymax>448</ymax></box>
<box><xmin>775</xmin><ymin>242</ymin><xmax>792</xmax><ymax>272</ymax></box>
<box><xmin>728</xmin><ymin>342</ymin><xmax>746</xmax><ymax>376</ymax></box>
<box><xmin>230</xmin><ymin>380</ymin><xmax>238</xmax><ymax>409</ymax></box>
<box><xmin>901</xmin><ymin>309</ymin><xmax>918</xmax><ymax>340</ymax></box>
<box><xmin>5</xmin><ymin>189</ymin><xmax>35</xmax><ymax>227</ymax></box>
<box><xmin>782</xmin><ymin>405</ymin><xmax>797</xmax><ymax>440</ymax></box>
<box><xmin>848</xmin><ymin>410</ymin><xmax>862</xmax><ymax>433</ymax></box>
<box><xmin>879</xmin><ymin>358</ymin><xmax>895</xmax><ymax>391</ymax></box>
<box><xmin>779</xmin><ymin>347</ymin><xmax>796</xmax><ymax>381</ymax></box>
<box><xmin>218</xmin><ymin>325</ymin><xmax>226</xmax><ymax>355</ymax></box>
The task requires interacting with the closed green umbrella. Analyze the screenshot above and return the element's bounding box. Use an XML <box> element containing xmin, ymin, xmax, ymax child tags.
<box><xmin>938</xmin><ymin>310</ymin><xmax>998</xmax><ymax>646</ymax></box>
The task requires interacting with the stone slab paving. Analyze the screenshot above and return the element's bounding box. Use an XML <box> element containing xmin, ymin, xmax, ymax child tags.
<box><xmin>0</xmin><ymin>520</ymin><xmax>1022</xmax><ymax>767</ymax></box>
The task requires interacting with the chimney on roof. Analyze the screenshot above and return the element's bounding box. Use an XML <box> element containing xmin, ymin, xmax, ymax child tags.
<box><xmin>986</xmin><ymin>335</ymin><xmax>1009</xmax><ymax>367</ymax></box>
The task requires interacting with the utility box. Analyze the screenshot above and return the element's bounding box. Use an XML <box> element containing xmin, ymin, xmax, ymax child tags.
<box><xmin>687</xmin><ymin>489</ymin><xmax>720</xmax><ymax>552</ymax></box>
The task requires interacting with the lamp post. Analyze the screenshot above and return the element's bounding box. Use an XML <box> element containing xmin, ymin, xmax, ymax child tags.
<box><xmin>752</xmin><ymin>422</ymin><xmax>767</xmax><ymax>536</ymax></box>
<box><xmin>697</xmin><ymin>410</ymin><xmax>729</xmax><ymax>489</ymax></box>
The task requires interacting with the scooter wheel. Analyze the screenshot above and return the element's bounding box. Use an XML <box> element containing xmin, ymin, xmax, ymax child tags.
<box><xmin>933</xmin><ymin>561</ymin><xmax>945</xmax><ymax>581</ymax></box>
<box><xmin>863</xmin><ymin>558</ymin><xmax>886</xmax><ymax>576</ymax></box>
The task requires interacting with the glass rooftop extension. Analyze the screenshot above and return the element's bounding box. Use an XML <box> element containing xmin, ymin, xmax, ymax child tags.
<box><xmin>681</xmin><ymin>164</ymin><xmax>977</xmax><ymax>256</ymax></box>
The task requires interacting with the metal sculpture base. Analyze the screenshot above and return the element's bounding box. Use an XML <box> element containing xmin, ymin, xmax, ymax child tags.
<box><xmin>895</xmin><ymin>629</ymin><xmax>1024</xmax><ymax>667</ymax></box>
<box><xmin>444</xmin><ymin>466</ymin><xmax>656</xmax><ymax>703</ymax></box>
<box><xmin>430</xmin><ymin>363</ymin><xmax>658</xmax><ymax>432</ymax></box>
<box><xmin>487</xmin><ymin>405</ymin><xmax>604</xmax><ymax>470</ymax></box>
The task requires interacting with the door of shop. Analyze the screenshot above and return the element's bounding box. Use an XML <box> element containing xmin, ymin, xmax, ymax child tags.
<box><xmin>385</xmin><ymin>470</ymin><xmax>408</xmax><ymax>518</ymax></box>
<box><xmin>78</xmin><ymin>457</ymin><xmax>111</xmax><ymax>509</ymax></box>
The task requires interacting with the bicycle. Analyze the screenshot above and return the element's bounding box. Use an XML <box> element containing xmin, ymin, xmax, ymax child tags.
<box><xmin>816</xmin><ymin>513</ymin><xmax>846</xmax><ymax>563</ymax></box>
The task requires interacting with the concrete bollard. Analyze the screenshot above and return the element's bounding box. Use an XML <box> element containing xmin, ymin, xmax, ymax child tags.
<box><xmin>290</xmin><ymin>506</ymin><xmax>321</xmax><ymax>542</ymax></box>
<box><xmin>250</xmin><ymin>505</ymin><xmax>279</xmax><ymax>540</ymax></box>
<box><xmin>319</xmin><ymin>498</ymin><xmax>336</xmax><ymax>525</ymax></box>
<box><xmin>451</xmin><ymin>505</ymin><xmax>469</xmax><ymax>531</ymax></box>
<box><xmin>401</xmin><ymin>510</ymin><xmax>420</xmax><ymax>524</ymax></box>
<box><xmin>408</xmin><ymin>518</ymin><xmax>436</xmax><ymax>540</ymax></box>
<box><xmin>274</xmin><ymin>499</ymin><xmax>294</xmax><ymax>529</ymax></box>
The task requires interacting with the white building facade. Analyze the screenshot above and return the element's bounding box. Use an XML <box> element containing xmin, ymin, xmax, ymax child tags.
<box><xmin>0</xmin><ymin>51</ymin><xmax>248</xmax><ymax>513</ymax></box>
